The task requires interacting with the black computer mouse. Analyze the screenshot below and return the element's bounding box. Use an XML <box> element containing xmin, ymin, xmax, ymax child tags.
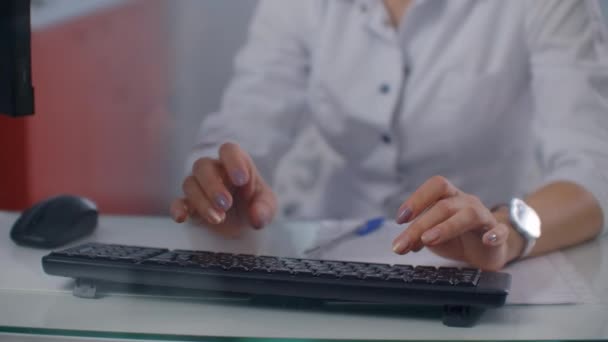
<box><xmin>10</xmin><ymin>195</ymin><xmax>98</xmax><ymax>248</ymax></box>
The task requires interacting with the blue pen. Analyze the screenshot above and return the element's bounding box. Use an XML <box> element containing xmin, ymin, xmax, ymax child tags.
<box><xmin>303</xmin><ymin>217</ymin><xmax>385</xmax><ymax>256</ymax></box>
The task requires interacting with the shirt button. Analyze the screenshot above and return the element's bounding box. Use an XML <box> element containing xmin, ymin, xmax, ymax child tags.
<box><xmin>282</xmin><ymin>202</ymin><xmax>299</xmax><ymax>218</ymax></box>
<box><xmin>360</xmin><ymin>3</ymin><xmax>368</xmax><ymax>12</ymax></box>
<box><xmin>379</xmin><ymin>83</ymin><xmax>391</xmax><ymax>94</ymax></box>
<box><xmin>403</xmin><ymin>65</ymin><xmax>411</xmax><ymax>77</ymax></box>
<box><xmin>381</xmin><ymin>133</ymin><xmax>392</xmax><ymax>144</ymax></box>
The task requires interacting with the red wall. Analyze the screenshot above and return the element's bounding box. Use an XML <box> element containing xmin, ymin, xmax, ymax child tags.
<box><xmin>0</xmin><ymin>116</ymin><xmax>28</xmax><ymax>210</ymax></box>
<box><xmin>0</xmin><ymin>0</ymin><xmax>171</xmax><ymax>215</ymax></box>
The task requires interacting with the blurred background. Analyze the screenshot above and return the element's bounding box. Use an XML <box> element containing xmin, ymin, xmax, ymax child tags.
<box><xmin>0</xmin><ymin>0</ymin><xmax>606</xmax><ymax>216</ymax></box>
<box><xmin>0</xmin><ymin>0</ymin><xmax>257</xmax><ymax>215</ymax></box>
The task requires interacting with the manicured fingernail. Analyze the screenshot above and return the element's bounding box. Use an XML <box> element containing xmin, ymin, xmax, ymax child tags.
<box><xmin>231</xmin><ymin>170</ymin><xmax>248</xmax><ymax>186</ymax></box>
<box><xmin>421</xmin><ymin>228</ymin><xmax>441</xmax><ymax>244</ymax></box>
<box><xmin>172</xmin><ymin>206</ymin><xmax>186</xmax><ymax>222</ymax></box>
<box><xmin>255</xmin><ymin>204</ymin><xmax>271</xmax><ymax>229</ymax></box>
<box><xmin>392</xmin><ymin>236</ymin><xmax>410</xmax><ymax>254</ymax></box>
<box><xmin>397</xmin><ymin>207</ymin><xmax>413</xmax><ymax>223</ymax></box>
<box><xmin>214</xmin><ymin>194</ymin><xmax>230</xmax><ymax>211</ymax></box>
<box><xmin>208</xmin><ymin>208</ymin><xmax>224</xmax><ymax>224</ymax></box>
<box><xmin>486</xmin><ymin>232</ymin><xmax>498</xmax><ymax>245</ymax></box>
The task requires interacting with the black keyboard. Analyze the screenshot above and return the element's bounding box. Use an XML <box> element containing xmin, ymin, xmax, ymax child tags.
<box><xmin>42</xmin><ymin>242</ymin><xmax>511</xmax><ymax>327</ymax></box>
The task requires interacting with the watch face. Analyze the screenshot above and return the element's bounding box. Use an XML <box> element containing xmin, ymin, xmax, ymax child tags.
<box><xmin>511</xmin><ymin>198</ymin><xmax>541</xmax><ymax>239</ymax></box>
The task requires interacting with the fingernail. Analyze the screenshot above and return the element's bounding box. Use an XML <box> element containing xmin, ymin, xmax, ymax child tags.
<box><xmin>397</xmin><ymin>207</ymin><xmax>413</xmax><ymax>223</ymax></box>
<box><xmin>486</xmin><ymin>232</ymin><xmax>498</xmax><ymax>244</ymax></box>
<box><xmin>208</xmin><ymin>208</ymin><xmax>224</xmax><ymax>224</ymax></box>
<box><xmin>392</xmin><ymin>236</ymin><xmax>410</xmax><ymax>254</ymax></box>
<box><xmin>214</xmin><ymin>194</ymin><xmax>230</xmax><ymax>211</ymax></box>
<box><xmin>172</xmin><ymin>207</ymin><xmax>186</xmax><ymax>222</ymax></box>
<box><xmin>231</xmin><ymin>170</ymin><xmax>248</xmax><ymax>186</ymax></box>
<box><xmin>256</xmin><ymin>204</ymin><xmax>271</xmax><ymax>229</ymax></box>
<box><xmin>421</xmin><ymin>228</ymin><xmax>441</xmax><ymax>244</ymax></box>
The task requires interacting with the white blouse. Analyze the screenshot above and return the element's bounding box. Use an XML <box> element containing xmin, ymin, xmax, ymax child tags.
<box><xmin>190</xmin><ymin>0</ymin><xmax>608</xmax><ymax>234</ymax></box>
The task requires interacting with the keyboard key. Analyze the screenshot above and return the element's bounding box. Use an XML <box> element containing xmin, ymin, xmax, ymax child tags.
<box><xmin>309</xmin><ymin>265</ymin><xmax>331</xmax><ymax>272</ymax></box>
<box><xmin>230</xmin><ymin>265</ymin><xmax>250</xmax><ymax>272</ymax></box>
<box><xmin>77</xmin><ymin>246</ymin><xmax>94</xmax><ymax>254</ymax></box>
<box><xmin>414</xmin><ymin>266</ymin><xmax>437</xmax><ymax>273</ymax></box>
<box><xmin>389</xmin><ymin>265</ymin><xmax>414</xmax><ymax>276</ymax></box>
<box><xmin>453</xmin><ymin>269</ymin><xmax>480</xmax><ymax>286</ymax></box>
<box><xmin>315</xmin><ymin>270</ymin><xmax>338</xmax><ymax>278</ymax></box>
<box><xmin>149</xmin><ymin>252</ymin><xmax>176</xmax><ymax>260</ymax></box>
<box><xmin>323</xmin><ymin>261</ymin><xmax>348</xmax><ymax>269</ymax></box>
<box><xmin>362</xmin><ymin>274</ymin><xmax>385</xmax><ymax>281</ymax></box>
<box><xmin>412</xmin><ymin>274</ymin><xmax>431</xmax><ymax>284</ymax></box>
<box><xmin>332</xmin><ymin>266</ymin><xmax>354</xmax><ymax>274</ymax></box>
<box><xmin>175</xmin><ymin>254</ymin><xmax>192</xmax><ymax>262</ymax></box>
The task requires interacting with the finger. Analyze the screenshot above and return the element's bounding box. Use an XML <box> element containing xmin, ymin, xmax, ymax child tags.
<box><xmin>182</xmin><ymin>175</ymin><xmax>226</xmax><ymax>225</ymax></box>
<box><xmin>184</xmin><ymin>198</ymin><xmax>204</xmax><ymax>224</ymax></box>
<box><xmin>192</xmin><ymin>158</ymin><xmax>233</xmax><ymax>212</ymax></box>
<box><xmin>482</xmin><ymin>222</ymin><xmax>510</xmax><ymax>246</ymax></box>
<box><xmin>410</xmin><ymin>242</ymin><xmax>424</xmax><ymax>253</ymax></box>
<box><xmin>393</xmin><ymin>197</ymin><xmax>464</xmax><ymax>253</ymax></box>
<box><xmin>246</xmin><ymin>179</ymin><xmax>277</xmax><ymax>230</ymax></box>
<box><xmin>170</xmin><ymin>198</ymin><xmax>189</xmax><ymax>223</ymax></box>
<box><xmin>393</xmin><ymin>197</ymin><xmax>465</xmax><ymax>253</ymax></box>
<box><xmin>219</xmin><ymin>142</ymin><xmax>252</xmax><ymax>187</ymax></box>
<box><xmin>397</xmin><ymin>238</ymin><xmax>425</xmax><ymax>254</ymax></box>
<box><xmin>421</xmin><ymin>207</ymin><xmax>497</xmax><ymax>246</ymax></box>
<box><xmin>396</xmin><ymin>175</ymin><xmax>459</xmax><ymax>224</ymax></box>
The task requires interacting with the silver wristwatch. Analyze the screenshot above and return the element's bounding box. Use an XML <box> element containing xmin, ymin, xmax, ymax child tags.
<box><xmin>508</xmin><ymin>198</ymin><xmax>542</xmax><ymax>259</ymax></box>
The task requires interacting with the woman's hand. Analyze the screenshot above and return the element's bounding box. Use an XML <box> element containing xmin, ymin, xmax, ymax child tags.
<box><xmin>170</xmin><ymin>143</ymin><xmax>277</xmax><ymax>238</ymax></box>
<box><xmin>392</xmin><ymin>176</ymin><xmax>524</xmax><ymax>271</ymax></box>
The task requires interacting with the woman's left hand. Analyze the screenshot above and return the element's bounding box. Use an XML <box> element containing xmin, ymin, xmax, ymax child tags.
<box><xmin>393</xmin><ymin>176</ymin><xmax>521</xmax><ymax>271</ymax></box>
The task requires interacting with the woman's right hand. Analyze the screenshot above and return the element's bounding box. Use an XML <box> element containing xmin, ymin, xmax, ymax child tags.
<box><xmin>170</xmin><ymin>142</ymin><xmax>277</xmax><ymax>238</ymax></box>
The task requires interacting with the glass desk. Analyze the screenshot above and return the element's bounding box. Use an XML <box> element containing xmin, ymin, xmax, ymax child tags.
<box><xmin>1</xmin><ymin>211</ymin><xmax>607</xmax><ymax>341</ymax></box>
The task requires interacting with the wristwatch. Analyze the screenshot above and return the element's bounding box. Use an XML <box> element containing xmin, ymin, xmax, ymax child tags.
<box><xmin>508</xmin><ymin>198</ymin><xmax>542</xmax><ymax>259</ymax></box>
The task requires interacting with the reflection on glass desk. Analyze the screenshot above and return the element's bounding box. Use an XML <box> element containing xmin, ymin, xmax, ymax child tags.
<box><xmin>0</xmin><ymin>211</ymin><xmax>607</xmax><ymax>340</ymax></box>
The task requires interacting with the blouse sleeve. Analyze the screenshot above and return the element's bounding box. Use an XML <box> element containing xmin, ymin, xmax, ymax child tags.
<box><xmin>525</xmin><ymin>0</ymin><xmax>608</xmax><ymax>234</ymax></box>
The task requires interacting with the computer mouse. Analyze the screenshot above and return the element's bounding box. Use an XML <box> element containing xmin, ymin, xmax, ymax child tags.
<box><xmin>10</xmin><ymin>195</ymin><xmax>98</xmax><ymax>248</ymax></box>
